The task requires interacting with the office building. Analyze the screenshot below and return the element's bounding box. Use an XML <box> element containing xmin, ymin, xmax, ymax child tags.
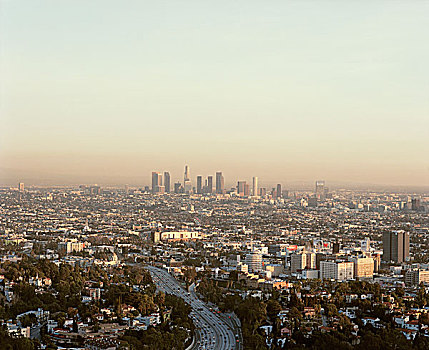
<box><xmin>302</xmin><ymin>269</ymin><xmax>320</xmax><ymax>279</ymax></box>
<box><xmin>151</xmin><ymin>231</ymin><xmax>161</xmax><ymax>243</ymax></box>
<box><xmin>315</xmin><ymin>180</ymin><xmax>325</xmax><ymax>200</ymax></box>
<box><xmin>196</xmin><ymin>176</ymin><xmax>203</xmax><ymax>194</ymax></box>
<box><xmin>332</xmin><ymin>242</ymin><xmax>340</xmax><ymax>254</ymax></box>
<box><xmin>276</xmin><ymin>184</ymin><xmax>282</xmax><ymax>198</ymax></box>
<box><xmin>383</xmin><ymin>231</ymin><xmax>410</xmax><ymax>263</ymax></box>
<box><xmin>184</xmin><ymin>165</ymin><xmax>190</xmax><ymax>180</ymax></box>
<box><xmin>290</xmin><ymin>254</ymin><xmax>306</xmax><ymax>273</ymax></box>
<box><xmin>244</xmin><ymin>183</ymin><xmax>250</xmax><ymax>196</ymax></box>
<box><xmin>245</xmin><ymin>252</ymin><xmax>263</xmax><ymax>273</ymax></box>
<box><xmin>361</xmin><ymin>238</ymin><xmax>371</xmax><ymax>253</ymax></box>
<box><xmin>316</xmin><ymin>253</ymin><xmax>327</xmax><ymax>269</ymax></box>
<box><xmin>89</xmin><ymin>185</ymin><xmax>102</xmax><ymax>195</ymax></box>
<box><xmin>152</xmin><ymin>172</ymin><xmax>162</xmax><ymax>193</ymax></box>
<box><xmin>373</xmin><ymin>253</ymin><xmax>381</xmax><ymax>272</ymax></box>
<box><xmin>252</xmin><ymin>177</ymin><xmax>258</xmax><ymax>196</ymax></box>
<box><xmin>290</xmin><ymin>252</ymin><xmax>316</xmax><ymax>273</ymax></box>
<box><xmin>411</xmin><ymin>198</ymin><xmax>421</xmax><ymax>211</ymax></box>
<box><xmin>265</xmin><ymin>264</ymin><xmax>284</xmax><ymax>277</ymax></box>
<box><xmin>18</xmin><ymin>183</ymin><xmax>25</xmax><ymax>192</ymax></box>
<box><xmin>174</xmin><ymin>182</ymin><xmax>183</xmax><ymax>194</ymax></box>
<box><xmin>320</xmin><ymin>261</ymin><xmax>354</xmax><ymax>281</ymax></box>
<box><xmin>207</xmin><ymin>176</ymin><xmax>213</xmax><ymax>194</ymax></box>
<box><xmin>352</xmin><ymin>257</ymin><xmax>374</xmax><ymax>278</ymax></box>
<box><xmin>405</xmin><ymin>269</ymin><xmax>429</xmax><ymax>286</ymax></box>
<box><xmin>164</xmin><ymin>172</ymin><xmax>171</xmax><ymax>193</ymax></box>
<box><xmin>237</xmin><ymin>181</ymin><xmax>246</xmax><ymax>196</ymax></box>
<box><xmin>216</xmin><ymin>172</ymin><xmax>224</xmax><ymax>194</ymax></box>
<box><xmin>183</xmin><ymin>165</ymin><xmax>192</xmax><ymax>193</ymax></box>
<box><xmin>58</xmin><ymin>241</ymin><xmax>85</xmax><ymax>254</ymax></box>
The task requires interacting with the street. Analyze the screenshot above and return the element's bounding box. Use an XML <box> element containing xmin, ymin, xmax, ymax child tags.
<box><xmin>146</xmin><ymin>266</ymin><xmax>240</xmax><ymax>350</ymax></box>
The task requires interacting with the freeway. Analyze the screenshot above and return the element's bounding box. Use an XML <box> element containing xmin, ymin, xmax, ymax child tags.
<box><xmin>146</xmin><ymin>266</ymin><xmax>240</xmax><ymax>350</ymax></box>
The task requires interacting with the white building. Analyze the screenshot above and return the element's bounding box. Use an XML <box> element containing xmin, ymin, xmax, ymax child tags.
<box><xmin>245</xmin><ymin>252</ymin><xmax>263</xmax><ymax>273</ymax></box>
<box><xmin>58</xmin><ymin>241</ymin><xmax>85</xmax><ymax>254</ymax></box>
<box><xmin>301</xmin><ymin>269</ymin><xmax>319</xmax><ymax>279</ymax></box>
<box><xmin>352</xmin><ymin>257</ymin><xmax>374</xmax><ymax>278</ymax></box>
<box><xmin>160</xmin><ymin>231</ymin><xmax>202</xmax><ymax>241</ymax></box>
<box><xmin>320</xmin><ymin>261</ymin><xmax>354</xmax><ymax>281</ymax></box>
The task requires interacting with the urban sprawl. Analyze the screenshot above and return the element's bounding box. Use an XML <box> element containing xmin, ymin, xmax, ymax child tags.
<box><xmin>0</xmin><ymin>166</ymin><xmax>428</xmax><ymax>350</ymax></box>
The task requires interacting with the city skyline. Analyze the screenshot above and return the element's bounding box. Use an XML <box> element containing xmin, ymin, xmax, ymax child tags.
<box><xmin>1</xmin><ymin>1</ymin><xmax>428</xmax><ymax>188</ymax></box>
<box><xmin>0</xmin><ymin>2</ymin><xmax>428</xmax><ymax>348</ymax></box>
<box><xmin>2</xmin><ymin>166</ymin><xmax>429</xmax><ymax>192</ymax></box>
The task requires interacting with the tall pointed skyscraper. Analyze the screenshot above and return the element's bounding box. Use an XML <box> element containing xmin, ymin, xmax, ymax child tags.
<box><xmin>183</xmin><ymin>165</ymin><xmax>192</xmax><ymax>193</ymax></box>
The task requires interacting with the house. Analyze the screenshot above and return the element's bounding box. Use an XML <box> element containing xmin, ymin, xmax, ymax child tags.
<box><xmin>277</xmin><ymin>310</ymin><xmax>289</xmax><ymax>323</ymax></box>
<box><xmin>303</xmin><ymin>307</ymin><xmax>316</xmax><ymax>318</ymax></box>
<box><xmin>404</xmin><ymin>320</ymin><xmax>419</xmax><ymax>331</ymax></box>
<box><xmin>341</xmin><ymin>307</ymin><xmax>358</xmax><ymax>319</ymax></box>
<box><xmin>394</xmin><ymin>316</ymin><xmax>409</xmax><ymax>328</ymax></box>
<box><xmin>6</xmin><ymin>322</ymin><xmax>30</xmax><ymax>338</ymax></box>
<box><xmin>362</xmin><ymin>317</ymin><xmax>384</xmax><ymax>328</ymax></box>
<box><xmin>280</xmin><ymin>327</ymin><xmax>292</xmax><ymax>338</ymax></box>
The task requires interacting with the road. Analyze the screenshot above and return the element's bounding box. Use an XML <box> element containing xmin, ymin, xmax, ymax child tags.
<box><xmin>146</xmin><ymin>266</ymin><xmax>240</xmax><ymax>350</ymax></box>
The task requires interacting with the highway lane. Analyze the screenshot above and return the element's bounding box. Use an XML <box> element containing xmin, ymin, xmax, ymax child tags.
<box><xmin>146</xmin><ymin>266</ymin><xmax>240</xmax><ymax>350</ymax></box>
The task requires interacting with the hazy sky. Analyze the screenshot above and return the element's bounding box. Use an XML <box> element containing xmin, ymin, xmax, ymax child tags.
<box><xmin>1</xmin><ymin>1</ymin><xmax>428</xmax><ymax>187</ymax></box>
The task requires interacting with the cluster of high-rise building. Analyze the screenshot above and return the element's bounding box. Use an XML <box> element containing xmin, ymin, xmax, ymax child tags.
<box><xmin>150</xmin><ymin>165</ymin><xmax>291</xmax><ymax>198</ymax></box>
<box><xmin>151</xmin><ymin>166</ymin><xmax>226</xmax><ymax>195</ymax></box>
<box><xmin>151</xmin><ymin>172</ymin><xmax>169</xmax><ymax>194</ymax></box>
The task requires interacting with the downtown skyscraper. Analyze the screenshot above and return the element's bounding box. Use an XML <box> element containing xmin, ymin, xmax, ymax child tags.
<box><xmin>315</xmin><ymin>180</ymin><xmax>326</xmax><ymax>200</ymax></box>
<box><xmin>151</xmin><ymin>172</ymin><xmax>163</xmax><ymax>193</ymax></box>
<box><xmin>237</xmin><ymin>181</ymin><xmax>246</xmax><ymax>196</ymax></box>
<box><xmin>183</xmin><ymin>165</ymin><xmax>192</xmax><ymax>193</ymax></box>
<box><xmin>215</xmin><ymin>172</ymin><xmax>224</xmax><ymax>194</ymax></box>
<box><xmin>164</xmin><ymin>172</ymin><xmax>171</xmax><ymax>193</ymax></box>
<box><xmin>252</xmin><ymin>177</ymin><xmax>258</xmax><ymax>196</ymax></box>
<box><xmin>207</xmin><ymin>176</ymin><xmax>213</xmax><ymax>194</ymax></box>
<box><xmin>196</xmin><ymin>175</ymin><xmax>203</xmax><ymax>194</ymax></box>
<box><xmin>276</xmin><ymin>183</ymin><xmax>282</xmax><ymax>198</ymax></box>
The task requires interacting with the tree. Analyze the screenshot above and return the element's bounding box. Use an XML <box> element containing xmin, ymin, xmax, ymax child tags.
<box><xmin>324</xmin><ymin>303</ymin><xmax>338</xmax><ymax>318</ymax></box>
<box><xmin>266</xmin><ymin>299</ymin><xmax>281</xmax><ymax>322</ymax></box>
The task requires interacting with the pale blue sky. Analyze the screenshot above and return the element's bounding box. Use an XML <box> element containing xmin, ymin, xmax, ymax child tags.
<box><xmin>1</xmin><ymin>1</ymin><xmax>428</xmax><ymax>186</ymax></box>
